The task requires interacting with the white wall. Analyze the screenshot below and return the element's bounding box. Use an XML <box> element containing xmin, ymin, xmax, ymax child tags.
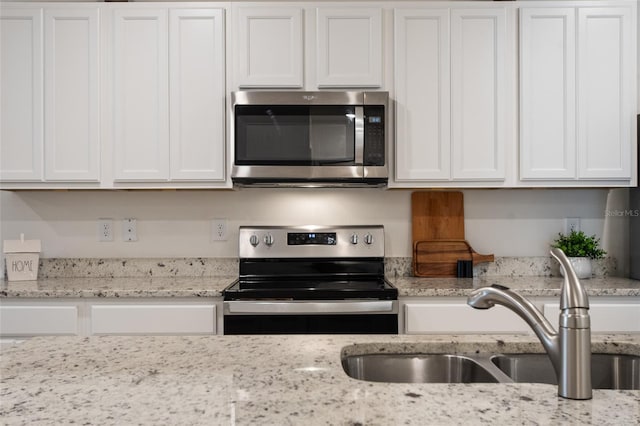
<box><xmin>0</xmin><ymin>188</ymin><xmax>629</xmax><ymax>272</ymax></box>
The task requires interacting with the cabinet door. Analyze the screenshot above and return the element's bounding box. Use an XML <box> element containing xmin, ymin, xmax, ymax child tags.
<box><xmin>451</xmin><ymin>9</ymin><xmax>506</xmax><ymax>180</ymax></box>
<box><xmin>235</xmin><ymin>7</ymin><xmax>303</xmax><ymax>88</ymax></box>
<box><xmin>316</xmin><ymin>8</ymin><xmax>382</xmax><ymax>88</ymax></box>
<box><xmin>169</xmin><ymin>9</ymin><xmax>225</xmax><ymax>181</ymax></box>
<box><xmin>113</xmin><ymin>9</ymin><xmax>169</xmax><ymax>181</ymax></box>
<box><xmin>0</xmin><ymin>305</ymin><xmax>78</xmax><ymax>336</ymax></box>
<box><xmin>44</xmin><ymin>8</ymin><xmax>100</xmax><ymax>182</ymax></box>
<box><xmin>519</xmin><ymin>8</ymin><xmax>576</xmax><ymax>180</ymax></box>
<box><xmin>394</xmin><ymin>9</ymin><xmax>450</xmax><ymax>181</ymax></box>
<box><xmin>91</xmin><ymin>304</ymin><xmax>216</xmax><ymax>335</ymax></box>
<box><xmin>544</xmin><ymin>303</ymin><xmax>640</xmax><ymax>333</ymax></box>
<box><xmin>405</xmin><ymin>303</ymin><xmax>530</xmax><ymax>334</ymax></box>
<box><xmin>0</xmin><ymin>8</ymin><xmax>43</xmax><ymax>181</ymax></box>
<box><xmin>577</xmin><ymin>7</ymin><xmax>633</xmax><ymax>180</ymax></box>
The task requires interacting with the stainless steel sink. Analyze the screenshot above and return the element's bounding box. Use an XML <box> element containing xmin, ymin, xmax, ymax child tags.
<box><xmin>342</xmin><ymin>354</ymin><xmax>499</xmax><ymax>383</ymax></box>
<box><xmin>491</xmin><ymin>353</ymin><xmax>640</xmax><ymax>390</ymax></box>
<box><xmin>342</xmin><ymin>352</ymin><xmax>640</xmax><ymax>390</ymax></box>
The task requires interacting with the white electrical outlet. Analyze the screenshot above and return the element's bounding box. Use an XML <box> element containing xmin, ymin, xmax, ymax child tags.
<box><xmin>98</xmin><ymin>219</ymin><xmax>113</xmax><ymax>242</ymax></box>
<box><xmin>123</xmin><ymin>218</ymin><xmax>137</xmax><ymax>242</ymax></box>
<box><xmin>211</xmin><ymin>218</ymin><xmax>228</xmax><ymax>241</ymax></box>
<box><xmin>565</xmin><ymin>217</ymin><xmax>581</xmax><ymax>234</ymax></box>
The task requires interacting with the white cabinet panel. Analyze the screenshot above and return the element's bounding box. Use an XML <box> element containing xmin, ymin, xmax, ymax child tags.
<box><xmin>316</xmin><ymin>7</ymin><xmax>382</xmax><ymax>88</ymax></box>
<box><xmin>394</xmin><ymin>9</ymin><xmax>450</xmax><ymax>181</ymax></box>
<box><xmin>44</xmin><ymin>8</ymin><xmax>100</xmax><ymax>181</ymax></box>
<box><xmin>169</xmin><ymin>9</ymin><xmax>225</xmax><ymax>181</ymax></box>
<box><xmin>0</xmin><ymin>8</ymin><xmax>43</xmax><ymax>181</ymax></box>
<box><xmin>520</xmin><ymin>8</ymin><xmax>576</xmax><ymax>180</ymax></box>
<box><xmin>113</xmin><ymin>9</ymin><xmax>169</xmax><ymax>181</ymax></box>
<box><xmin>544</xmin><ymin>303</ymin><xmax>640</xmax><ymax>333</ymax></box>
<box><xmin>451</xmin><ymin>8</ymin><xmax>506</xmax><ymax>180</ymax></box>
<box><xmin>0</xmin><ymin>305</ymin><xmax>78</xmax><ymax>336</ymax></box>
<box><xmin>577</xmin><ymin>7</ymin><xmax>633</xmax><ymax>180</ymax></box>
<box><xmin>518</xmin><ymin>4</ymin><xmax>635</xmax><ymax>185</ymax></box>
<box><xmin>235</xmin><ymin>7</ymin><xmax>303</xmax><ymax>88</ymax></box>
<box><xmin>393</xmin><ymin>6</ymin><xmax>509</xmax><ymax>185</ymax></box>
<box><xmin>91</xmin><ymin>304</ymin><xmax>216</xmax><ymax>335</ymax></box>
<box><xmin>405</xmin><ymin>303</ymin><xmax>530</xmax><ymax>334</ymax></box>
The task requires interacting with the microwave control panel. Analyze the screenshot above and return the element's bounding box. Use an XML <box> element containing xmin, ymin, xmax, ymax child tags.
<box><xmin>363</xmin><ymin>105</ymin><xmax>385</xmax><ymax>166</ymax></box>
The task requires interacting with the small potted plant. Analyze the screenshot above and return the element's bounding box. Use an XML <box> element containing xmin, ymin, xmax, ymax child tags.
<box><xmin>551</xmin><ymin>230</ymin><xmax>606</xmax><ymax>279</ymax></box>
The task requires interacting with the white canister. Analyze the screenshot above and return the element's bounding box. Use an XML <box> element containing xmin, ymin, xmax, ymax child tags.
<box><xmin>3</xmin><ymin>234</ymin><xmax>41</xmax><ymax>281</ymax></box>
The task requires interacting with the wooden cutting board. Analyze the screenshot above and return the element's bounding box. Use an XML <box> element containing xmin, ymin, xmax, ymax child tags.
<box><xmin>413</xmin><ymin>240</ymin><xmax>495</xmax><ymax>277</ymax></box>
<box><xmin>411</xmin><ymin>191</ymin><xmax>465</xmax><ymax>242</ymax></box>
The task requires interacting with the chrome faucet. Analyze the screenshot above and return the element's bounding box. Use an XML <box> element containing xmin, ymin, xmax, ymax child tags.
<box><xmin>467</xmin><ymin>247</ymin><xmax>592</xmax><ymax>400</ymax></box>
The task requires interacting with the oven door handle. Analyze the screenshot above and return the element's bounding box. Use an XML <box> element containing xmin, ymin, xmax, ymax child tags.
<box><xmin>224</xmin><ymin>300</ymin><xmax>397</xmax><ymax>315</ymax></box>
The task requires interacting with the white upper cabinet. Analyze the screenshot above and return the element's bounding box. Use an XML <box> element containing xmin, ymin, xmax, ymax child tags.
<box><xmin>169</xmin><ymin>9</ymin><xmax>225</xmax><ymax>181</ymax></box>
<box><xmin>316</xmin><ymin>7</ymin><xmax>382</xmax><ymax>88</ymax></box>
<box><xmin>577</xmin><ymin>7</ymin><xmax>633</xmax><ymax>180</ymax></box>
<box><xmin>0</xmin><ymin>6</ymin><xmax>101</xmax><ymax>184</ymax></box>
<box><xmin>520</xmin><ymin>8</ymin><xmax>576</xmax><ymax>180</ymax></box>
<box><xmin>519</xmin><ymin>4</ymin><xmax>635</xmax><ymax>184</ymax></box>
<box><xmin>394</xmin><ymin>6</ymin><xmax>509</xmax><ymax>185</ymax></box>
<box><xmin>113</xmin><ymin>9</ymin><xmax>170</xmax><ymax>181</ymax></box>
<box><xmin>233</xmin><ymin>5</ymin><xmax>382</xmax><ymax>90</ymax></box>
<box><xmin>450</xmin><ymin>8</ymin><xmax>506</xmax><ymax>180</ymax></box>
<box><xmin>44</xmin><ymin>8</ymin><xmax>101</xmax><ymax>182</ymax></box>
<box><xmin>235</xmin><ymin>6</ymin><xmax>303</xmax><ymax>88</ymax></box>
<box><xmin>113</xmin><ymin>7</ymin><xmax>226</xmax><ymax>183</ymax></box>
<box><xmin>0</xmin><ymin>8</ymin><xmax>43</xmax><ymax>181</ymax></box>
<box><xmin>394</xmin><ymin>9</ymin><xmax>450</xmax><ymax>180</ymax></box>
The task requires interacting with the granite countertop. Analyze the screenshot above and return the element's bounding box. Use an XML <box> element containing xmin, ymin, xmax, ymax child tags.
<box><xmin>1</xmin><ymin>334</ymin><xmax>638</xmax><ymax>425</ymax></box>
<box><xmin>1</xmin><ymin>276</ymin><xmax>638</xmax><ymax>298</ymax></box>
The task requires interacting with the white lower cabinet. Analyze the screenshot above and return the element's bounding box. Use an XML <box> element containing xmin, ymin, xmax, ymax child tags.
<box><xmin>543</xmin><ymin>300</ymin><xmax>640</xmax><ymax>333</ymax></box>
<box><xmin>90</xmin><ymin>303</ymin><xmax>216</xmax><ymax>335</ymax></box>
<box><xmin>402</xmin><ymin>296</ymin><xmax>640</xmax><ymax>335</ymax></box>
<box><xmin>404</xmin><ymin>300</ymin><xmax>531</xmax><ymax>334</ymax></box>
<box><xmin>0</xmin><ymin>304</ymin><xmax>79</xmax><ymax>336</ymax></box>
<box><xmin>0</xmin><ymin>298</ymin><xmax>221</xmax><ymax>337</ymax></box>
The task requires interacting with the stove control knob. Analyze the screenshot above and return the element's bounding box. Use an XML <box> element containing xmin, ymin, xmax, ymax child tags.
<box><xmin>364</xmin><ymin>233</ymin><xmax>374</xmax><ymax>245</ymax></box>
<box><xmin>249</xmin><ymin>235</ymin><xmax>259</xmax><ymax>247</ymax></box>
<box><xmin>264</xmin><ymin>234</ymin><xmax>274</xmax><ymax>247</ymax></box>
<box><xmin>350</xmin><ymin>234</ymin><xmax>358</xmax><ymax>245</ymax></box>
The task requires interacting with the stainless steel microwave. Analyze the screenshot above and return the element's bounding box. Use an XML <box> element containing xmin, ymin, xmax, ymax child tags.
<box><xmin>231</xmin><ymin>91</ymin><xmax>388</xmax><ymax>187</ymax></box>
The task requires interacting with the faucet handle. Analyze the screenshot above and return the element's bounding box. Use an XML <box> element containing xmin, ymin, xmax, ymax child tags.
<box><xmin>550</xmin><ymin>248</ymin><xmax>590</xmax><ymax>310</ymax></box>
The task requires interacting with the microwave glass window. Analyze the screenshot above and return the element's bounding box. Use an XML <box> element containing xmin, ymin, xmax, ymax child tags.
<box><xmin>236</xmin><ymin>106</ymin><xmax>356</xmax><ymax>165</ymax></box>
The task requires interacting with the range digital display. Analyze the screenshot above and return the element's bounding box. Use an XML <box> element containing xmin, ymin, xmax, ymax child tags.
<box><xmin>288</xmin><ymin>232</ymin><xmax>337</xmax><ymax>245</ymax></box>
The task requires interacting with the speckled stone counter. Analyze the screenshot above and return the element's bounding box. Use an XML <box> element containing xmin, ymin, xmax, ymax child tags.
<box><xmin>0</xmin><ymin>276</ymin><xmax>235</xmax><ymax>298</ymax></box>
<box><xmin>1</xmin><ymin>334</ymin><xmax>638</xmax><ymax>425</ymax></box>
<box><xmin>2</xmin><ymin>276</ymin><xmax>638</xmax><ymax>298</ymax></box>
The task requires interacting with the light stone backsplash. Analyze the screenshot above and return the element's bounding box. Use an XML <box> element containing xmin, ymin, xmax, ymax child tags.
<box><xmin>13</xmin><ymin>256</ymin><xmax>617</xmax><ymax>279</ymax></box>
<box><xmin>388</xmin><ymin>256</ymin><xmax>616</xmax><ymax>278</ymax></box>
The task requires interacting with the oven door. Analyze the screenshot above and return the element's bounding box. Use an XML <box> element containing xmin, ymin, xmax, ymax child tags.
<box><xmin>223</xmin><ymin>300</ymin><xmax>398</xmax><ymax>335</ymax></box>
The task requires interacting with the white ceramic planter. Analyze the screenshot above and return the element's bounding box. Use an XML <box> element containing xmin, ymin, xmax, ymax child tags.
<box><xmin>559</xmin><ymin>257</ymin><xmax>592</xmax><ymax>279</ymax></box>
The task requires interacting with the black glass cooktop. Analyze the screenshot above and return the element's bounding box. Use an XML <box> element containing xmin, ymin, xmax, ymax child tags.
<box><xmin>223</xmin><ymin>278</ymin><xmax>398</xmax><ymax>301</ymax></box>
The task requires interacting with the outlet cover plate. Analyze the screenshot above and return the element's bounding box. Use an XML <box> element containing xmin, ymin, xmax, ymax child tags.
<box><xmin>211</xmin><ymin>218</ymin><xmax>227</xmax><ymax>241</ymax></box>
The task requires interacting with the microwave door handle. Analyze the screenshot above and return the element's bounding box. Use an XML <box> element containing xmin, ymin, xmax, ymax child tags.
<box><xmin>354</xmin><ymin>106</ymin><xmax>364</xmax><ymax>165</ymax></box>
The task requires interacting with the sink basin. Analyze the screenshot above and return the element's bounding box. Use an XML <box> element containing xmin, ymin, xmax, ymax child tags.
<box><xmin>342</xmin><ymin>351</ymin><xmax>640</xmax><ymax>390</ymax></box>
<box><xmin>342</xmin><ymin>354</ymin><xmax>499</xmax><ymax>383</ymax></box>
<box><xmin>491</xmin><ymin>353</ymin><xmax>640</xmax><ymax>390</ymax></box>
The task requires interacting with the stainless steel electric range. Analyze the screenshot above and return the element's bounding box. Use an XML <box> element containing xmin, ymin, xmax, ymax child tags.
<box><xmin>222</xmin><ymin>225</ymin><xmax>398</xmax><ymax>334</ymax></box>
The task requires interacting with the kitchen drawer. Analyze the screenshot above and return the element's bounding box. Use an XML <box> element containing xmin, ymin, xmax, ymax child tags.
<box><xmin>404</xmin><ymin>303</ymin><xmax>531</xmax><ymax>334</ymax></box>
<box><xmin>0</xmin><ymin>305</ymin><xmax>79</xmax><ymax>336</ymax></box>
<box><xmin>90</xmin><ymin>304</ymin><xmax>216</xmax><ymax>335</ymax></box>
<box><xmin>543</xmin><ymin>303</ymin><xmax>640</xmax><ymax>333</ymax></box>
